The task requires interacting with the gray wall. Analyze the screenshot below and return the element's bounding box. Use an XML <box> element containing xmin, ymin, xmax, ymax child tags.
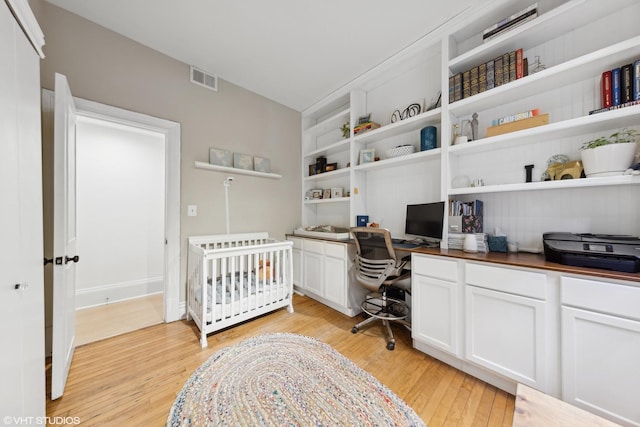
<box><xmin>32</xmin><ymin>0</ymin><xmax>301</xmax><ymax>310</ymax></box>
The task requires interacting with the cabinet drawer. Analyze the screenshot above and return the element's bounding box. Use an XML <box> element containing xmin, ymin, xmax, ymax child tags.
<box><xmin>466</xmin><ymin>262</ymin><xmax>547</xmax><ymax>300</ymax></box>
<box><xmin>304</xmin><ymin>239</ymin><xmax>324</xmax><ymax>254</ymax></box>
<box><xmin>324</xmin><ymin>241</ymin><xmax>346</xmax><ymax>258</ymax></box>
<box><xmin>561</xmin><ymin>276</ymin><xmax>640</xmax><ymax>321</ymax></box>
<box><xmin>412</xmin><ymin>255</ymin><xmax>458</xmax><ymax>282</ymax></box>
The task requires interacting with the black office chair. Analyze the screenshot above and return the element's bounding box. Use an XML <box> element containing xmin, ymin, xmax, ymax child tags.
<box><xmin>350</xmin><ymin>227</ymin><xmax>412</xmax><ymax>350</ymax></box>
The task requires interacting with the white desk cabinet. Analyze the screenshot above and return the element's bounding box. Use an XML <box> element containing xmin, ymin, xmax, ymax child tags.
<box><xmin>411</xmin><ymin>255</ymin><xmax>460</xmax><ymax>356</ymax></box>
<box><xmin>561</xmin><ymin>276</ymin><xmax>640</xmax><ymax>427</ymax></box>
<box><xmin>289</xmin><ymin>237</ymin><xmax>362</xmax><ymax>317</ymax></box>
<box><xmin>465</xmin><ymin>262</ymin><xmax>550</xmax><ymax>391</ymax></box>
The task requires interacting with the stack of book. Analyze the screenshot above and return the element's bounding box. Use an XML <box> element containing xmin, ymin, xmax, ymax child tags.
<box><xmin>482</xmin><ymin>3</ymin><xmax>538</xmax><ymax>42</ymax></box>
<box><xmin>591</xmin><ymin>59</ymin><xmax>640</xmax><ymax>115</ymax></box>
<box><xmin>448</xmin><ymin>232</ymin><xmax>488</xmax><ymax>253</ymax></box>
<box><xmin>449</xmin><ymin>48</ymin><xmax>527</xmax><ymax>103</ymax></box>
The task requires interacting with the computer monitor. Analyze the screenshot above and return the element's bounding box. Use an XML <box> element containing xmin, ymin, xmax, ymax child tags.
<box><xmin>405</xmin><ymin>201</ymin><xmax>445</xmax><ymax>244</ymax></box>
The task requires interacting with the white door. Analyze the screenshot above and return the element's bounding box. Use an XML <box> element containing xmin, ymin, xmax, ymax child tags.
<box><xmin>51</xmin><ymin>73</ymin><xmax>79</xmax><ymax>400</ymax></box>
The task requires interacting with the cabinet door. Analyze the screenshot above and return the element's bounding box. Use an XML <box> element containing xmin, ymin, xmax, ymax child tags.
<box><xmin>302</xmin><ymin>251</ymin><xmax>323</xmax><ymax>296</ymax></box>
<box><xmin>323</xmin><ymin>256</ymin><xmax>346</xmax><ymax>307</ymax></box>
<box><xmin>465</xmin><ymin>285</ymin><xmax>547</xmax><ymax>390</ymax></box>
<box><xmin>562</xmin><ymin>306</ymin><xmax>640</xmax><ymax>426</ymax></box>
<box><xmin>412</xmin><ymin>274</ymin><xmax>459</xmax><ymax>355</ymax></box>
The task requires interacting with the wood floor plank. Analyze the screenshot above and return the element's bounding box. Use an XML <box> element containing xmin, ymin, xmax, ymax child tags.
<box><xmin>46</xmin><ymin>294</ymin><xmax>515</xmax><ymax>426</ymax></box>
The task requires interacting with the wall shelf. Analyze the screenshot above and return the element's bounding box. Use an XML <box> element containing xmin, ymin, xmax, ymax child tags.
<box><xmin>194</xmin><ymin>161</ymin><xmax>282</xmax><ymax>179</ymax></box>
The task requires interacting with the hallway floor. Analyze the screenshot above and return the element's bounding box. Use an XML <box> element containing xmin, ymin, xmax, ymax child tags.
<box><xmin>75</xmin><ymin>293</ymin><xmax>164</xmax><ymax>346</ymax></box>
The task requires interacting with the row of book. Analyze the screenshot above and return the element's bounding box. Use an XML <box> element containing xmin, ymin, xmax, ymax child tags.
<box><xmin>449</xmin><ymin>199</ymin><xmax>483</xmax><ymax>217</ymax></box>
<box><xmin>449</xmin><ymin>48</ymin><xmax>527</xmax><ymax>103</ymax></box>
<box><xmin>482</xmin><ymin>3</ymin><xmax>538</xmax><ymax>43</ymax></box>
<box><xmin>599</xmin><ymin>59</ymin><xmax>640</xmax><ymax>110</ymax></box>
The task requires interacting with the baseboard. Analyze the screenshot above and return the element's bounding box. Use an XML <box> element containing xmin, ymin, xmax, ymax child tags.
<box><xmin>76</xmin><ymin>277</ymin><xmax>164</xmax><ymax>309</ymax></box>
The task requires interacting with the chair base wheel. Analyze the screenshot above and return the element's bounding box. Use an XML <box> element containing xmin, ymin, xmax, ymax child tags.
<box><xmin>386</xmin><ymin>341</ymin><xmax>395</xmax><ymax>351</ymax></box>
<box><xmin>351</xmin><ymin>327</ymin><xmax>359</xmax><ymax>334</ymax></box>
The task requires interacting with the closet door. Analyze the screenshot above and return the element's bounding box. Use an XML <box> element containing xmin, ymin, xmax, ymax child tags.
<box><xmin>0</xmin><ymin>0</ymin><xmax>45</xmax><ymax>418</ymax></box>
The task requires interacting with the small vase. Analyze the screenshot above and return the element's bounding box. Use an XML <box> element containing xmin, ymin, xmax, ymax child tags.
<box><xmin>580</xmin><ymin>143</ymin><xmax>638</xmax><ymax>177</ymax></box>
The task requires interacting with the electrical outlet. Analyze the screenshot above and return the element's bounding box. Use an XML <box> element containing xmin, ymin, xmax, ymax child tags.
<box><xmin>187</xmin><ymin>205</ymin><xmax>197</xmax><ymax>216</ymax></box>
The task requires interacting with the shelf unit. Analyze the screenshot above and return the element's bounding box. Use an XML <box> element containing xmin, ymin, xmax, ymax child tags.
<box><xmin>194</xmin><ymin>161</ymin><xmax>282</xmax><ymax>179</ymax></box>
<box><xmin>301</xmin><ymin>0</ymin><xmax>640</xmax><ymax>252</ymax></box>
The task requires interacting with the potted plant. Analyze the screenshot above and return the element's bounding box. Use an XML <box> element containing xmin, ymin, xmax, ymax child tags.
<box><xmin>580</xmin><ymin>128</ymin><xmax>639</xmax><ymax>177</ymax></box>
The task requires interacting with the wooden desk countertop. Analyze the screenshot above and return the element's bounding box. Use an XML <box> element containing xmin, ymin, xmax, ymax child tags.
<box><xmin>286</xmin><ymin>234</ymin><xmax>640</xmax><ymax>284</ymax></box>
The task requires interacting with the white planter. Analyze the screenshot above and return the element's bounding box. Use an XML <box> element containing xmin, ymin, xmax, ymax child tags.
<box><xmin>580</xmin><ymin>142</ymin><xmax>638</xmax><ymax>177</ymax></box>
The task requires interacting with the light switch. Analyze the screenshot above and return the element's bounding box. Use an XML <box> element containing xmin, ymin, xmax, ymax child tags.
<box><xmin>187</xmin><ymin>205</ymin><xmax>197</xmax><ymax>217</ymax></box>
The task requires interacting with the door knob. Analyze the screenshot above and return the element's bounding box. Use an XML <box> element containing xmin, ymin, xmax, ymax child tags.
<box><xmin>65</xmin><ymin>255</ymin><xmax>80</xmax><ymax>264</ymax></box>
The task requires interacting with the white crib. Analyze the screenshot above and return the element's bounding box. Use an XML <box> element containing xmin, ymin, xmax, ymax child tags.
<box><xmin>187</xmin><ymin>232</ymin><xmax>294</xmax><ymax>348</ymax></box>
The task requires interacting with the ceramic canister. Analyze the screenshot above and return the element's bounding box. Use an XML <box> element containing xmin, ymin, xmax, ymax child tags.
<box><xmin>420</xmin><ymin>126</ymin><xmax>437</xmax><ymax>151</ymax></box>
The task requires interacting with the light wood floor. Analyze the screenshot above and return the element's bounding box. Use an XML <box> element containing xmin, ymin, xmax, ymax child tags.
<box><xmin>47</xmin><ymin>294</ymin><xmax>515</xmax><ymax>426</ymax></box>
<box><xmin>75</xmin><ymin>293</ymin><xmax>164</xmax><ymax>346</ymax></box>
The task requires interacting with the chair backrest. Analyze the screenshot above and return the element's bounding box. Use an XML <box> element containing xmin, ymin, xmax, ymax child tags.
<box><xmin>350</xmin><ymin>227</ymin><xmax>399</xmax><ymax>291</ymax></box>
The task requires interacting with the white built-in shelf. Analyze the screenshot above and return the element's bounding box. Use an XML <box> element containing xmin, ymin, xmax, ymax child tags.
<box><xmin>194</xmin><ymin>161</ymin><xmax>282</xmax><ymax>179</ymax></box>
<box><xmin>448</xmin><ymin>104</ymin><xmax>640</xmax><ymax>156</ymax></box>
<box><xmin>448</xmin><ymin>175</ymin><xmax>640</xmax><ymax>196</ymax></box>
<box><xmin>449</xmin><ymin>36</ymin><xmax>640</xmax><ymax>117</ymax></box>
<box><xmin>304</xmin><ymin>138</ymin><xmax>350</xmax><ymax>159</ymax></box>
<box><xmin>304</xmin><ymin>196</ymin><xmax>350</xmax><ymax>205</ymax></box>
<box><xmin>354</xmin><ymin>148</ymin><xmax>441</xmax><ymax>172</ymax></box>
<box><xmin>304</xmin><ymin>167</ymin><xmax>350</xmax><ymax>182</ymax></box>
<box><xmin>449</xmin><ymin>0</ymin><xmax>638</xmax><ymax>72</ymax></box>
<box><xmin>354</xmin><ymin>108</ymin><xmax>441</xmax><ymax>145</ymax></box>
<box><xmin>305</xmin><ymin>107</ymin><xmax>351</xmax><ymax>137</ymax></box>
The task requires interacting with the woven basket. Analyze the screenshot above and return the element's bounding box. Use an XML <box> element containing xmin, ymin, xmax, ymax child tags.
<box><xmin>386</xmin><ymin>145</ymin><xmax>416</xmax><ymax>158</ymax></box>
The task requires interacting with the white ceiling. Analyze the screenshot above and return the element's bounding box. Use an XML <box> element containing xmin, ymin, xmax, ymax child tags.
<box><xmin>43</xmin><ymin>0</ymin><xmax>481</xmax><ymax>112</ymax></box>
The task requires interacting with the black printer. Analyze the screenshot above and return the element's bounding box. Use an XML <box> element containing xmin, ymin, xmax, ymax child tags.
<box><xmin>543</xmin><ymin>232</ymin><xmax>640</xmax><ymax>273</ymax></box>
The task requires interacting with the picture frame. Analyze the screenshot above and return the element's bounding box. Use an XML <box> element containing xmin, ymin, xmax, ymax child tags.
<box><xmin>253</xmin><ymin>156</ymin><xmax>271</xmax><ymax>173</ymax></box>
<box><xmin>311</xmin><ymin>189</ymin><xmax>322</xmax><ymax>199</ymax></box>
<box><xmin>322</xmin><ymin>189</ymin><xmax>332</xmax><ymax>199</ymax></box>
<box><xmin>233</xmin><ymin>153</ymin><xmax>253</xmax><ymax>170</ymax></box>
<box><xmin>331</xmin><ymin>187</ymin><xmax>343</xmax><ymax>198</ymax></box>
<box><xmin>209</xmin><ymin>147</ymin><xmax>233</xmax><ymax>167</ymax></box>
<box><xmin>359</xmin><ymin>148</ymin><xmax>375</xmax><ymax>165</ymax></box>
<box><xmin>308</xmin><ymin>164</ymin><xmax>316</xmax><ymax>176</ymax></box>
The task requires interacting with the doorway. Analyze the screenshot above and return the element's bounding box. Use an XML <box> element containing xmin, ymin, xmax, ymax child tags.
<box><xmin>42</xmin><ymin>89</ymin><xmax>181</xmax><ymax>353</ymax></box>
<box><xmin>74</xmin><ymin>116</ymin><xmax>166</xmax><ymax>344</ymax></box>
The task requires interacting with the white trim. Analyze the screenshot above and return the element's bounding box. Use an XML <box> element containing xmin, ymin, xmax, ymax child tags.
<box><xmin>6</xmin><ymin>0</ymin><xmax>45</xmax><ymax>58</ymax></box>
<box><xmin>42</xmin><ymin>89</ymin><xmax>182</xmax><ymax>322</ymax></box>
<box><xmin>75</xmin><ymin>277</ymin><xmax>164</xmax><ymax>309</ymax></box>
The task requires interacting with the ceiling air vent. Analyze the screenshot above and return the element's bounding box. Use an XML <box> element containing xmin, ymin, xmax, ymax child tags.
<box><xmin>190</xmin><ymin>66</ymin><xmax>218</xmax><ymax>92</ymax></box>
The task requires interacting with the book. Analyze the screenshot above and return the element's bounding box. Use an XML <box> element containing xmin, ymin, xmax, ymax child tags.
<box><xmin>516</xmin><ymin>48</ymin><xmax>524</xmax><ymax>79</ymax></box>
<box><xmin>635</xmin><ymin>60</ymin><xmax>640</xmax><ymax>101</ymax></box>
<box><xmin>482</xmin><ymin>3</ymin><xmax>537</xmax><ymax>35</ymax></box>
<box><xmin>612</xmin><ymin>67</ymin><xmax>621</xmax><ymax>106</ymax></box>
<box><xmin>601</xmin><ymin>70</ymin><xmax>612</xmax><ymax>108</ymax></box>
<box><xmin>502</xmin><ymin>52</ymin><xmax>510</xmax><ymax>84</ymax></box>
<box><xmin>483</xmin><ymin>4</ymin><xmax>538</xmax><ymax>39</ymax></box>
<box><xmin>470</xmin><ymin>66</ymin><xmax>479</xmax><ymax>96</ymax></box>
<box><xmin>462</xmin><ymin>69</ymin><xmax>471</xmax><ymax>99</ymax></box>
<box><xmin>621</xmin><ymin>64</ymin><xmax>633</xmax><ymax>104</ymax></box>
<box><xmin>509</xmin><ymin>50</ymin><xmax>517</xmax><ymax>82</ymax></box>
<box><xmin>478</xmin><ymin>62</ymin><xmax>487</xmax><ymax>93</ymax></box>
<box><xmin>453</xmin><ymin>73</ymin><xmax>462</xmax><ymax>101</ymax></box>
<box><xmin>486</xmin><ymin>113</ymin><xmax>549</xmax><ymax>137</ymax></box>
<box><xmin>494</xmin><ymin>56</ymin><xmax>504</xmax><ymax>86</ymax></box>
<box><xmin>588</xmin><ymin>99</ymin><xmax>640</xmax><ymax>115</ymax></box>
<box><xmin>486</xmin><ymin>60</ymin><xmax>495</xmax><ymax>90</ymax></box>
<box><xmin>449</xmin><ymin>75</ymin><xmax>455</xmax><ymax>103</ymax></box>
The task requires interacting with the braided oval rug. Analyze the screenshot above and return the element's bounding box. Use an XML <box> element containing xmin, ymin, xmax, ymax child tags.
<box><xmin>167</xmin><ymin>333</ymin><xmax>424</xmax><ymax>426</ymax></box>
